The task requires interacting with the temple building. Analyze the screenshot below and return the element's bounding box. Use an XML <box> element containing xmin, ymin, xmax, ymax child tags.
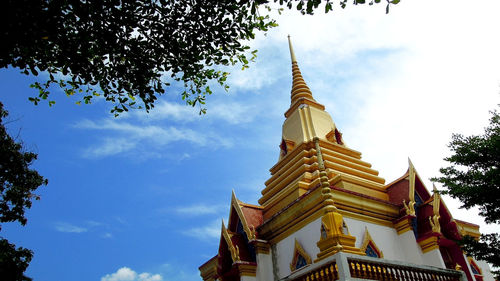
<box><xmin>198</xmin><ymin>37</ymin><xmax>495</xmax><ymax>281</ymax></box>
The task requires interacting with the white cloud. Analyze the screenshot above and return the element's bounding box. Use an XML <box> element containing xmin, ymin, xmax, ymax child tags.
<box><xmin>101</xmin><ymin>267</ymin><xmax>162</xmax><ymax>281</ymax></box>
<box><xmin>54</xmin><ymin>222</ymin><xmax>88</xmax><ymax>233</ymax></box>
<box><xmin>101</xmin><ymin>267</ymin><xmax>136</xmax><ymax>281</ymax></box>
<box><xmin>54</xmin><ymin>220</ymin><xmax>115</xmax><ymax>237</ymax></box>
<box><xmin>138</xmin><ymin>101</ymin><xmax>200</xmax><ymax>122</ymax></box>
<box><xmin>208</xmin><ymin>102</ymin><xmax>256</xmax><ymax>124</ymax></box>
<box><xmin>75</xmin><ymin>119</ymin><xmax>232</xmax><ymax>158</ymax></box>
<box><xmin>182</xmin><ymin>219</ymin><xmax>221</xmax><ymax>241</ymax></box>
<box><xmin>137</xmin><ymin>273</ymin><xmax>162</xmax><ymax>281</ymax></box>
<box><xmin>83</xmin><ymin>137</ymin><xmax>137</xmax><ymax>158</ymax></box>
<box><xmin>137</xmin><ymin>100</ymin><xmax>257</xmax><ymax>125</ymax></box>
<box><xmin>246</xmin><ymin>0</ymin><xmax>500</xmax><ymax>232</ymax></box>
<box><xmin>76</xmin><ymin>120</ymin><xmax>205</xmax><ymax>145</ymax></box>
<box><xmin>179</xmin><ymin>153</ymin><xmax>191</xmax><ymax>160</ymax></box>
<box><xmin>175</xmin><ymin>204</ymin><xmax>226</xmax><ymax>216</ymax></box>
<box><xmin>85</xmin><ymin>220</ymin><xmax>104</xmax><ymax>227</ymax></box>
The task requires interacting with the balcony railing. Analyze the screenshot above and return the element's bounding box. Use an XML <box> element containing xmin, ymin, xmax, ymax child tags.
<box><xmin>282</xmin><ymin>252</ymin><xmax>466</xmax><ymax>281</ymax></box>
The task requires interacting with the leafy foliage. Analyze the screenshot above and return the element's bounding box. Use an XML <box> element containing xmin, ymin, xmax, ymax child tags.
<box><xmin>433</xmin><ymin>109</ymin><xmax>500</xmax><ymax>277</ymax></box>
<box><xmin>0</xmin><ymin>102</ymin><xmax>47</xmax><ymax>280</ymax></box>
<box><xmin>0</xmin><ymin>238</ymin><xmax>33</xmax><ymax>281</ymax></box>
<box><xmin>276</xmin><ymin>0</ymin><xmax>399</xmax><ymax>15</ymax></box>
<box><xmin>0</xmin><ymin>103</ymin><xmax>48</xmax><ymax>227</ymax></box>
<box><xmin>1</xmin><ymin>0</ymin><xmax>276</xmax><ymax>115</ymax></box>
<box><xmin>433</xmin><ymin>110</ymin><xmax>500</xmax><ymax>224</ymax></box>
<box><xmin>1</xmin><ymin>0</ymin><xmax>396</xmax><ymax>116</ymax></box>
<box><xmin>459</xmin><ymin>234</ymin><xmax>500</xmax><ymax>278</ymax></box>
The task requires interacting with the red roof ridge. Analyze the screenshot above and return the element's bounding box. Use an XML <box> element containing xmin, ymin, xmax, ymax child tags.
<box><xmin>238</xmin><ymin>201</ymin><xmax>264</xmax><ymax>209</ymax></box>
<box><xmin>454</xmin><ymin>219</ymin><xmax>480</xmax><ymax>228</ymax></box>
<box><xmin>385</xmin><ymin>170</ymin><xmax>409</xmax><ymax>190</ymax></box>
<box><xmin>198</xmin><ymin>255</ymin><xmax>217</xmax><ymax>269</ymax></box>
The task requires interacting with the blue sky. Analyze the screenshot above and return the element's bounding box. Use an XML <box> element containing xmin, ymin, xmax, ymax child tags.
<box><xmin>2</xmin><ymin>1</ymin><xmax>500</xmax><ymax>280</ymax></box>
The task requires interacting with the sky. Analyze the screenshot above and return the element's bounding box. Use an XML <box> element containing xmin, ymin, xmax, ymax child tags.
<box><xmin>1</xmin><ymin>1</ymin><xmax>500</xmax><ymax>280</ymax></box>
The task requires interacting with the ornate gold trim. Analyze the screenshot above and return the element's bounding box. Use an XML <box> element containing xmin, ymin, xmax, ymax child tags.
<box><xmin>467</xmin><ymin>257</ymin><xmax>483</xmax><ymax>275</ymax></box>
<box><xmin>403</xmin><ymin>199</ymin><xmax>416</xmax><ymax>217</ymax></box>
<box><xmin>251</xmin><ymin>240</ymin><xmax>270</xmax><ymax>255</ymax></box>
<box><xmin>315</xmin><ymin>207</ymin><xmax>364</xmax><ymax>262</ymax></box>
<box><xmin>259</xmin><ymin>183</ymin><xmax>400</xmax><ymax>244</ymax></box>
<box><xmin>455</xmin><ymin>220</ymin><xmax>480</xmax><ymax>238</ymax></box>
<box><xmin>236</xmin><ymin>263</ymin><xmax>257</xmax><ymax>277</ymax></box>
<box><xmin>221</xmin><ymin>220</ymin><xmax>240</xmax><ymax>262</ymax></box>
<box><xmin>407</xmin><ymin>159</ymin><xmax>416</xmax><ymax>216</ymax></box>
<box><xmin>290</xmin><ymin>239</ymin><xmax>312</xmax><ymax>271</ymax></box>
<box><xmin>199</xmin><ymin>256</ymin><xmax>218</xmax><ymax>281</ymax></box>
<box><xmin>229</xmin><ymin>191</ymin><xmax>256</xmax><ymax>240</ymax></box>
<box><xmin>429</xmin><ymin>184</ymin><xmax>441</xmax><ymax>233</ymax></box>
<box><xmin>360</xmin><ymin>227</ymin><xmax>384</xmax><ymax>258</ymax></box>
<box><xmin>393</xmin><ymin>216</ymin><xmax>414</xmax><ymax>235</ymax></box>
<box><xmin>417</xmin><ymin>235</ymin><xmax>439</xmax><ymax>253</ymax></box>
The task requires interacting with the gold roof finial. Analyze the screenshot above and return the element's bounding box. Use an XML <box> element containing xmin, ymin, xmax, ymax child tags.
<box><xmin>404</xmin><ymin>158</ymin><xmax>416</xmax><ymax>216</ymax></box>
<box><xmin>287</xmin><ymin>35</ymin><xmax>297</xmax><ymax>63</ymax></box>
<box><xmin>287</xmin><ymin>35</ymin><xmax>315</xmax><ymax>106</ymax></box>
<box><xmin>432</xmin><ymin>183</ymin><xmax>440</xmax><ymax>215</ymax></box>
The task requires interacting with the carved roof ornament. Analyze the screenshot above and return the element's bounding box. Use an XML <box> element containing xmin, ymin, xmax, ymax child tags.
<box><xmin>429</xmin><ymin>184</ymin><xmax>441</xmax><ymax>233</ymax></box>
<box><xmin>289</xmin><ymin>239</ymin><xmax>312</xmax><ymax>271</ymax></box>
<box><xmin>249</xmin><ymin>225</ymin><xmax>256</xmax><ymax>240</ymax></box>
<box><xmin>230</xmin><ymin>190</ymin><xmax>256</xmax><ymax>241</ymax></box>
<box><xmin>432</xmin><ymin>184</ymin><xmax>441</xmax><ymax>216</ymax></box>
<box><xmin>360</xmin><ymin>226</ymin><xmax>384</xmax><ymax>258</ymax></box>
<box><xmin>221</xmin><ymin>220</ymin><xmax>240</xmax><ymax>262</ymax></box>
<box><xmin>405</xmin><ymin>158</ymin><xmax>417</xmax><ymax>216</ymax></box>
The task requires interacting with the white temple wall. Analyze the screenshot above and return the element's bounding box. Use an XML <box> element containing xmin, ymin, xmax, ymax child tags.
<box><xmin>421</xmin><ymin>248</ymin><xmax>445</xmax><ymax>268</ymax></box>
<box><xmin>396</xmin><ymin>230</ymin><xmax>424</xmax><ymax>264</ymax></box>
<box><xmin>274</xmin><ymin>218</ymin><xmax>322</xmax><ymax>279</ymax></box>
<box><xmin>344</xmin><ymin>217</ymin><xmax>406</xmax><ymax>261</ymax></box>
<box><xmin>269</xmin><ymin>215</ymin><xmax>493</xmax><ymax>280</ymax></box>
<box><xmin>256</xmin><ymin>252</ymin><xmax>273</xmax><ymax>281</ymax></box>
<box><xmin>240</xmin><ymin>276</ymin><xmax>256</xmax><ymax>281</ymax></box>
<box><xmin>476</xmin><ymin>260</ymin><xmax>496</xmax><ymax>281</ymax></box>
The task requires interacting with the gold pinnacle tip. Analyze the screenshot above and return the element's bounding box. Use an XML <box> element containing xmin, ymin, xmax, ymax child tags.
<box><xmin>287</xmin><ymin>35</ymin><xmax>297</xmax><ymax>63</ymax></box>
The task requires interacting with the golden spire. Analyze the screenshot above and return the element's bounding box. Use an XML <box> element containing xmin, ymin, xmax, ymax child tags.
<box><xmin>287</xmin><ymin>35</ymin><xmax>315</xmax><ymax>105</ymax></box>
<box><xmin>287</xmin><ymin>35</ymin><xmax>297</xmax><ymax>63</ymax></box>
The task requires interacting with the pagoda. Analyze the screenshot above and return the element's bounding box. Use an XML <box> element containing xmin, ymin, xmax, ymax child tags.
<box><xmin>198</xmin><ymin>37</ymin><xmax>495</xmax><ymax>281</ymax></box>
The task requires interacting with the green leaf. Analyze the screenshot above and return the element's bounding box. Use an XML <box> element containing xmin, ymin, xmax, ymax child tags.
<box><xmin>28</xmin><ymin>97</ymin><xmax>40</xmax><ymax>105</ymax></box>
<box><xmin>325</xmin><ymin>2</ymin><xmax>333</xmax><ymax>13</ymax></box>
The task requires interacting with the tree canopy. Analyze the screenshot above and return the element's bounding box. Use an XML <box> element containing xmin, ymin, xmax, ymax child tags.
<box><xmin>433</xmin><ymin>109</ymin><xmax>500</xmax><ymax>277</ymax></box>
<box><xmin>1</xmin><ymin>0</ymin><xmax>395</xmax><ymax>116</ymax></box>
<box><xmin>433</xmin><ymin>110</ymin><xmax>500</xmax><ymax>224</ymax></box>
<box><xmin>0</xmin><ymin>102</ymin><xmax>47</xmax><ymax>280</ymax></box>
<box><xmin>2</xmin><ymin>0</ymin><xmax>276</xmax><ymax>115</ymax></box>
<box><xmin>0</xmin><ymin>239</ymin><xmax>33</xmax><ymax>281</ymax></box>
